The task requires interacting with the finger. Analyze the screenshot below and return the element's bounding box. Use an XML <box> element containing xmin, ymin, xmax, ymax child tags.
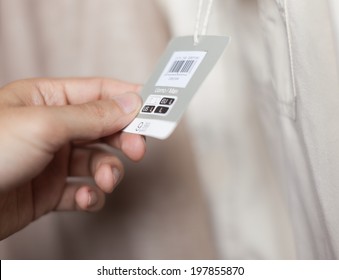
<box><xmin>56</xmin><ymin>183</ymin><xmax>106</xmax><ymax>212</ymax></box>
<box><xmin>0</xmin><ymin>78</ymin><xmax>141</xmax><ymax>107</ymax></box>
<box><xmin>95</xmin><ymin>163</ymin><xmax>122</xmax><ymax>193</ymax></box>
<box><xmin>61</xmin><ymin>93</ymin><xmax>142</xmax><ymax>140</ymax></box>
<box><xmin>70</xmin><ymin>149</ymin><xmax>123</xmax><ymax>193</ymax></box>
<box><xmin>74</xmin><ymin>132</ymin><xmax>147</xmax><ymax>162</ymax></box>
<box><xmin>32</xmin><ymin>92</ymin><xmax>142</xmax><ymax>150</ymax></box>
<box><xmin>58</xmin><ymin>78</ymin><xmax>141</xmax><ymax>104</ymax></box>
<box><xmin>102</xmin><ymin>132</ymin><xmax>146</xmax><ymax>162</ymax></box>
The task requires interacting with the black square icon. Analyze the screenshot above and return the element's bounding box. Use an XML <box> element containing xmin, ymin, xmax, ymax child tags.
<box><xmin>142</xmin><ymin>105</ymin><xmax>155</xmax><ymax>113</ymax></box>
<box><xmin>155</xmin><ymin>106</ymin><xmax>169</xmax><ymax>114</ymax></box>
<box><xmin>160</xmin><ymin>97</ymin><xmax>175</xmax><ymax>105</ymax></box>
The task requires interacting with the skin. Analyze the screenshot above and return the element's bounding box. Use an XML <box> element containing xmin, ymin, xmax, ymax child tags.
<box><xmin>0</xmin><ymin>77</ymin><xmax>146</xmax><ymax>240</ymax></box>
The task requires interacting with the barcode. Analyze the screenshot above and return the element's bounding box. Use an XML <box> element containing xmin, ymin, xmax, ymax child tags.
<box><xmin>168</xmin><ymin>59</ymin><xmax>196</xmax><ymax>74</ymax></box>
<box><xmin>156</xmin><ymin>51</ymin><xmax>206</xmax><ymax>88</ymax></box>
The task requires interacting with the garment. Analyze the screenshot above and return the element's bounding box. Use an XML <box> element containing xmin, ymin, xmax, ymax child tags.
<box><xmin>1</xmin><ymin>0</ymin><xmax>338</xmax><ymax>259</ymax></box>
<box><xmin>161</xmin><ymin>0</ymin><xmax>339</xmax><ymax>259</ymax></box>
<box><xmin>159</xmin><ymin>0</ymin><xmax>295</xmax><ymax>259</ymax></box>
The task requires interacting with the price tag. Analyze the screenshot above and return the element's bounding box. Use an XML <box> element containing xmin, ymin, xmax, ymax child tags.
<box><xmin>124</xmin><ymin>36</ymin><xmax>230</xmax><ymax>139</ymax></box>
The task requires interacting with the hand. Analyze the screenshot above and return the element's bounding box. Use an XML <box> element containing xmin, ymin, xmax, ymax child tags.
<box><xmin>0</xmin><ymin>78</ymin><xmax>145</xmax><ymax>240</ymax></box>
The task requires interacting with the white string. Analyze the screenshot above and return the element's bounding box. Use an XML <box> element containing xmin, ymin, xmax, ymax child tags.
<box><xmin>194</xmin><ymin>0</ymin><xmax>204</xmax><ymax>45</ymax></box>
<box><xmin>194</xmin><ymin>0</ymin><xmax>214</xmax><ymax>45</ymax></box>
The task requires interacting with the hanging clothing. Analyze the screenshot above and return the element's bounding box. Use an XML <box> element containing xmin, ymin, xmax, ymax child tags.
<box><xmin>1</xmin><ymin>0</ymin><xmax>338</xmax><ymax>259</ymax></box>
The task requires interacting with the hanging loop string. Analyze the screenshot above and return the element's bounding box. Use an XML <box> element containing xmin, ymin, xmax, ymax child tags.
<box><xmin>194</xmin><ymin>0</ymin><xmax>214</xmax><ymax>45</ymax></box>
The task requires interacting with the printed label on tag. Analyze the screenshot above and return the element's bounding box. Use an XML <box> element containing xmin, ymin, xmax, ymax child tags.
<box><xmin>156</xmin><ymin>51</ymin><xmax>207</xmax><ymax>88</ymax></box>
<box><xmin>124</xmin><ymin>36</ymin><xmax>230</xmax><ymax>139</ymax></box>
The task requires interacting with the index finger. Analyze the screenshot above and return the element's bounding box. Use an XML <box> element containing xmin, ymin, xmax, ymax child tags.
<box><xmin>60</xmin><ymin>78</ymin><xmax>141</xmax><ymax>104</ymax></box>
<box><xmin>1</xmin><ymin>78</ymin><xmax>141</xmax><ymax>107</ymax></box>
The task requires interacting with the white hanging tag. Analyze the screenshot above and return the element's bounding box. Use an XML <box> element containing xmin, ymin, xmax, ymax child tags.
<box><xmin>124</xmin><ymin>35</ymin><xmax>230</xmax><ymax>139</ymax></box>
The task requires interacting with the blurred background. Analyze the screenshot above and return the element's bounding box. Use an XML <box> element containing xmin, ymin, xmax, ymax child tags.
<box><xmin>3</xmin><ymin>0</ymin><xmax>335</xmax><ymax>259</ymax></box>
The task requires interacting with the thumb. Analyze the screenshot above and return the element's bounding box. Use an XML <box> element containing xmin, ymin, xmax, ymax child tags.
<box><xmin>52</xmin><ymin>92</ymin><xmax>142</xmax><ymax>142</ymax></box>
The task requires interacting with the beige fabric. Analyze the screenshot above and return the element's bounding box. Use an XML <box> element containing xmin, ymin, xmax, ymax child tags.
<box><xmin>159</xmin><ymin>0</ymin><xmax>295</xmax><ymax>258</ymax></box>
<box><xmin>160</xmin><ymin>0</ymin><xmax>339</xmax><ymax>259</ymax></box>
<box><xmin>1</xmin><ymin>0</ymin><xmax>339</xmax><ymax>259</ymax></box>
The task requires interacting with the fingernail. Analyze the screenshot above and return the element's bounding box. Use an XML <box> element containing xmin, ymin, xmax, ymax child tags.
<box><xmin>114</xmin><ymin>93</ymin><xmax>141</xmax><ymax>114</ymax></box>
<box><xmin>112</xmin><ymin>168</ymin><xmax>120</xmax><ymax>186</ymax></box>
<box><xmin>88</xmin><ymin>191</ymin><xmax>98</xmax><ymax>207</ymax></box>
